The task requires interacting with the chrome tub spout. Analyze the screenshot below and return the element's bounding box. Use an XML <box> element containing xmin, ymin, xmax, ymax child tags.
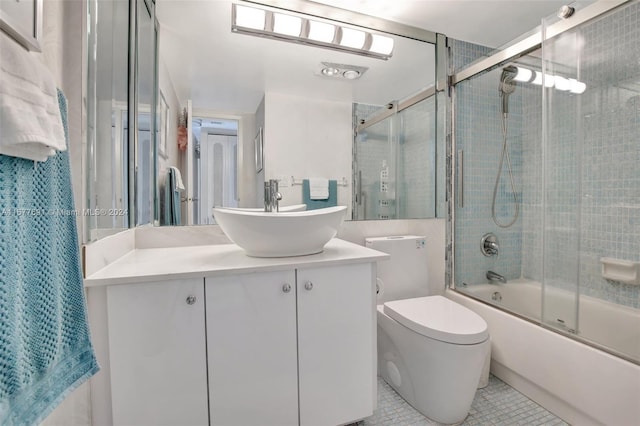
<box><xmin>486</xmin><ymin>270</ymin><xmax>506</xmax><ymax>284</ymax></box>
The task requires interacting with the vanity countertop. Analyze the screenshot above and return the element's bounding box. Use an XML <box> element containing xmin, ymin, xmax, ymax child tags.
<box><xmin>84</xmin><ymin>238</ymin><xmax>389</xmax><ymax>287</ymax></box>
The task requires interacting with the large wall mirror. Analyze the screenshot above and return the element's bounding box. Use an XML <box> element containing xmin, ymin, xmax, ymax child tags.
<box><xmin>86</xmin><ymin>0</ymin><xmax>444</xmax><ymax>240</ymax></box>
<box><xmin>86</xmin><ymin>0</ymin><xmax>159</xmax><ymax>241</ymax></box>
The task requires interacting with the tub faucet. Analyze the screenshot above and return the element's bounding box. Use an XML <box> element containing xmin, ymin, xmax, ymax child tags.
<box><xmin>264</xmin><ymin>179</ymin><xmax>282</xmax><ymax>212</ymax></box>
<box><xmin>486</xmin><ymin>270</ymin><xmax>506</xmax><ymax>284</ymax></box>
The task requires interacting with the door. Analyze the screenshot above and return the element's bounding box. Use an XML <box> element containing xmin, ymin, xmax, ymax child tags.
<box><xmin>107</xmin><ymin>279</ymin><xmax>208</xmax><ymax>426</ymax></box>
<box><xmin>200</xmin><ymin>134</ymin><xmax>238</xmax><ymax>223</ymax></box>
<box><xmin>186</xmin><ymin>99</ymin><xmax>194</xmax><ymax>224</ymax></box>
<box><xmin>297</xmin><ymin>263</ymin><xmax>375</xmax><ymax>426</ymax></box>
<box><xmin>206</xmin><ymin>271</ymin><xmax>298</xmax><ymax>426</ymax></box>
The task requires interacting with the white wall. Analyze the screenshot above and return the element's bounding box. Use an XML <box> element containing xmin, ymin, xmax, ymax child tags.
<box><xmin>263</xmin><ymin>92</ymin><xmax>352</xmax><ymax>215</ymax></box>
<box><xmin>238</xmin><ymin>112</ymin><xmax>257</xmax><ymax>208</ymax></box>
<box><xmin>158</xmin><ymin>59</ymin><xmax>181</xmax><ymax>176</ymax></box>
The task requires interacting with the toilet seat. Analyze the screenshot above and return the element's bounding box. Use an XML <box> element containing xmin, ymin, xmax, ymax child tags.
<box><xmin>382</xmin><ymin>295</ymin><xmax>488</xmax><ymax>345</ymax></box>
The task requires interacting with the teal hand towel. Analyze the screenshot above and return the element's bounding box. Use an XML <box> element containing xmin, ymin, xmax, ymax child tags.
<box><xmin>303</xmin><ymin>179</ymin><xmax>337</xmax><ymax>210</ymax></box>
<box><xmin>163</xmin><ymin>169</ymin><xmax>182</xmax><ymax>226</ymax></box>
<box><xmin>0</xmin><ymin>90</ymin><xmax>99</xmax><ymax>425</ymax></box>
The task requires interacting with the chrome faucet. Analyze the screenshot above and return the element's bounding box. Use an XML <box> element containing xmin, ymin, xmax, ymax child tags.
<box><xmin>264</xmin><ymin>179</ymin><xmax>282</xmax><ymax>212</ymax></box>
<box><xmin>486</xmin><ymin>270</ymin><xmax>507</xmax><ymax>284</ymax></box>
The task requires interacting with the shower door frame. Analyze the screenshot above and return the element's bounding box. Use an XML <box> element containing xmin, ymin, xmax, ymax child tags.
<box><xmin>446</xmin><ymin>0</ymin><xmax>636</xmax><ymax>364</ymax></box>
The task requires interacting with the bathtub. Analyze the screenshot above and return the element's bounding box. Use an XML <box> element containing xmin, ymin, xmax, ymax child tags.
<box><xmin>457</xmin><ymin>279</ymin><xmax>640</xmax><ymax>361</ymax></box>
<box><xmin>447</xmin><ymin>280</ymin><xmax>640</xmax><ymax>426</ymax></box>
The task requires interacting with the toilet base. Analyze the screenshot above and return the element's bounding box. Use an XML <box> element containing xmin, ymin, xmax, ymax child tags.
<box><xmin>377</xmin><ymin>307</ymin><xmax>490</xmax><ymax>425</ymax></box>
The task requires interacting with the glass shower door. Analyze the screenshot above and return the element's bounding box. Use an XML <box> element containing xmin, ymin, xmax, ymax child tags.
<box><xmin>353</xmin><ymin>105</ymin><xmax>399</xmax><ymax>220</ymax></box>
<box><xmin>353</xmin><ymin>95</ymin><xmax>436</xmax><ymax>220</ymax></box>
<box><xmin>542</xmin><ymin>2</ymin><xmax>640</xmax><ymax>361</ymax></box>
<box><xmin>540</xmin><ymin>13</ymin><xmax>582</xmax><ymax>334</ymax></box>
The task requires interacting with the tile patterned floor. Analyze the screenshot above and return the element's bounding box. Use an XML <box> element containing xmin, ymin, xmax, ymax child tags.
<box><xmin>360</xmin><ymin>375</ymin><xmax>568</xmax><ymax>426</ymax></box>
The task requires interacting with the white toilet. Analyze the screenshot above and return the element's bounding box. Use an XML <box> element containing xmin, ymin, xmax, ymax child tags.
<box><xmin>366</xmin><ymin>236</ymin><xmax>490</xmax><ymax>425</ymax></box>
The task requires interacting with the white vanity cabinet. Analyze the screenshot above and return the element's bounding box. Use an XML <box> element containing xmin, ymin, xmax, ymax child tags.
<box><xmin>206</xmin><ymin>263</ymin><xmax>375</xmax><ymax>426</ymax></box>
<box><xmin>86</xmin><ymin>238</ymin><xmax>386</xmax><ymax>426</ymax></box>
<box><xmin>106</xmin><ymin>279</ymin><xmax>209</xmax><ymax>426</ymax></box>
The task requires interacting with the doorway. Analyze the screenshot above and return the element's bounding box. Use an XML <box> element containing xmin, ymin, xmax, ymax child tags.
<box><xmin>191</xmin><ymin>117</ymin><xmax>238</xmax><ymax>224</ymax></box>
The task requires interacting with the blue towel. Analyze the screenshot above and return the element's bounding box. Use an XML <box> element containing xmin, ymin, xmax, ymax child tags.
<box><xmin>0</xmin><ymin>90</ymin><xmax>99</xmax><ymax>425</ymax></box>
<box><xmin>302</xmin><ymin>179</ymin><xmax>338</xmax><ymax>210</ymax></box>
<box><xmin>163</xmin><ymin>169</ymin><xmax>181</xmax><ymax>226</ymax></box>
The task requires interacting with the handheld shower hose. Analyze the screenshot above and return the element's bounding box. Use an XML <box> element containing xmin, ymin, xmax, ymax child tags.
<box><xmin>492</xmin><ymin>66</ymin><xmax>520</xmax><ymax>228</ymax></box>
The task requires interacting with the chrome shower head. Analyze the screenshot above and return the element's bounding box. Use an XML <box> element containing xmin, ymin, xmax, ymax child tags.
<box><xmin>499</xmin><ymin>66</ymin><xmax>518</xmax><ymax>115</ymax></box>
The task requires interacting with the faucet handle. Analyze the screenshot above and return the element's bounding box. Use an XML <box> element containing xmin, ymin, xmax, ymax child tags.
<box><xmin>481</xmin><ymin>233</ymin><xmax>499</xmax><ymax>257</ymax></box>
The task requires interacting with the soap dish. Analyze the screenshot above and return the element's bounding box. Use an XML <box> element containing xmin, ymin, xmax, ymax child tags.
<box><xmin>600</xmin><ymin>257</ymin><xmax>640</xmax><ymax>285</ymax></box>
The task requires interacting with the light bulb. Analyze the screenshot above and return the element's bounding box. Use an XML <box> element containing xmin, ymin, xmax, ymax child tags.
<box><xmin>321</xmin><ymin>67</ymin><xmax>340</xmax><ymax>77</ymax></box>
<box><xmin>234</xmin><ymin>5</ymin><xmax>265</xmax><ymax>30</ymax></box>
<box><xmin>569</xmin><ymin>79</ymin><xmax>587</xmax><ymax>94</ymax></box>
<box><xmin>514</xmin><ymin>66</ymin><xmax>533</xmax><ymax>82</ymax></box>
<box><xmin>369</xmin><ymin>34</ymin><xmax>394</xmax><ymax>55</ymax></box>
<box><xmin>273</xmin><ymin>13</ymin><xmax>302</xmax><ymax>37</ymax></box>
<box><xmin>343</xmin><ymin>70</ymin><xmax>361</xmax><ymax>79</ymax></box>
<box><xmin>554</xmin><ymin>76</ymin><xmax>571</xmax><ymax>91</ymax></box>
<box><xmin>308</xmin><ymin>20</ymin><xmax>335</xmax><ymax>43</ymax></box>
<box><xmin>339</xmin><ymin>27</ymin><xmax>366</xmax><ymax>49</ymax></box>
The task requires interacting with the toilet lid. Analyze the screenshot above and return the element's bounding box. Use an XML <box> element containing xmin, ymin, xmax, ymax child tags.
<box><xmin>383</xmin><ymin>296</ymin><xmax>489</xmax><ymax>344</ymax></box>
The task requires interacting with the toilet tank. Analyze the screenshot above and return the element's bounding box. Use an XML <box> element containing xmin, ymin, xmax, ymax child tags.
<box><xmin>365</xmin><ymin>235</ymin><xmax>429</xmax><ymax>303</ymax></box>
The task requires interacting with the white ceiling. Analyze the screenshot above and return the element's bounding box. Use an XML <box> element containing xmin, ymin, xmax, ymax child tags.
<box><xmin>156</xmin><ymin>0</ymin><xmax>570</xmax><ymax>113</ymax></box>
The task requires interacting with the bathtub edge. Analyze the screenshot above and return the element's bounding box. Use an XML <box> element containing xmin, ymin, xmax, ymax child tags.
<box><xmin>446</xmin><ymin>288</ymin><xmax>640</xmax><ymax>426</ymax></box>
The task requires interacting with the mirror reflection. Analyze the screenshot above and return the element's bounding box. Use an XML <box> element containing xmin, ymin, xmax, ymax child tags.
<box><xmin>87</xmin><ymin>0</ymin><xmax>440</xmax><ymax>239</ymax></box>
<box><xmin>156</xmin><ymin>0</ymin><xmax>437</xmax><ymax>225</ymax></box>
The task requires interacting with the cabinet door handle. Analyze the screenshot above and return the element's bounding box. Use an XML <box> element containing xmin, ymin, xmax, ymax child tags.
<box><xmin>185</xmin><ymin>295</ymin><xmax>197</xmax><ymax>305</ymax></box>
<box><xmin>304</xmin><ymin>281</ymin><xmax>313</xmax><ymax>291</ymax></box>
<box><xmin>282</xmin><ymin>283</ymin><xmax>291</xmax><ymax>293</ymax></box>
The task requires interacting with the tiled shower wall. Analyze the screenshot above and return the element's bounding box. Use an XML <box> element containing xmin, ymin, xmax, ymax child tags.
<box><xmin>452</xmin><ymin>39</ymin><xmax>526</xmax><ymax>286</ymax></box>
<box><xmin>452</xmin><ymin>0</ymin><xmax>640</xmax><ymax>310</ymax></box>
<box><xmin>543</xmin><ymin>2</ymin><xmax>640</xmax><ymax>308</ymax></box>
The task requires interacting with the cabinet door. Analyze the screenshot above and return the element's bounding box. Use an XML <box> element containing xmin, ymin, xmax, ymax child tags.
<box><xmin>206</xmin><ymin>271</ymin><xmax>298</xmax><ymax>426</ymax></box>
<box><xmin>297</xmin><ymin>263</ymin><xmax>375</xmax><ymax>426</ymax></box>
<box><xmin>107</xmin><ymin>279</ymin><xmax>208</xmax><ymax>426</ymax></box>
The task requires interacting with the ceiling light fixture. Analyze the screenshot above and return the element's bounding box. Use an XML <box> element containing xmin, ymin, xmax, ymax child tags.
<box><xmin>513</xmin><ymin>66</ymin><xmax>587</xmax><ymax>94</ymax></box>
<box><xmin>321</xmin><ymin>67</ymin><xmax>340</xmax><ymax>77</ymax></box>
<box><xmin>231</xmin><ymin>3</ymin><xmax>394</xmax><ymax>60</ymax></box>
<box><xmin>319</xmin><ymin>62</ymin><xmax>368</xmax><ymax>80</ymax></box>
<box><xmin>342</xmin><ymin>69</ymin><xmax>361</xmax><ymax>80</ymax></box>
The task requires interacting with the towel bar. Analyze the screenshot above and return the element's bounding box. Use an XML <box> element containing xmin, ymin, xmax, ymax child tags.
<box><xmin>283</xmin><ymin>176</ymin><xmax>349</xmax><ymax>187</ymax></box>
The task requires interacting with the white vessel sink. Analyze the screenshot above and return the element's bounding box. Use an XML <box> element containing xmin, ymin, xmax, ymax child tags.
<box><xmin>212</xmin><ymin>206</ymin><xmax>347</xmax><ymax>257</ymax></box>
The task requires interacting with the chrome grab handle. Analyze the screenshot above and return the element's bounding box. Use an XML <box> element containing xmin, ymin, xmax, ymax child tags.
<box><xmin>457</xmin><ymin>149</ymin><xmax>464</xmax><ymax>208</ymax></box>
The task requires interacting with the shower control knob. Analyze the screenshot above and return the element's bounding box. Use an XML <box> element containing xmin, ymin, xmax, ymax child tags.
<box><xmin>481</xmin><ymin>233</ymin><xmax>499</xmax><ymax>257</ymax></box>
<box><xmin>304</xmin><ymin>281</ymin><xmax>313</xmax><ymax>291</ymax></box>
<box><xmin>282</xmin><ymin>283</ymin><xmax>291</xmax><ymax>293</ymax></box>
<box><xmin>186</xmin><ymin>295</ymin><xmax>196</xmax><ymax>305</ymax></box>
